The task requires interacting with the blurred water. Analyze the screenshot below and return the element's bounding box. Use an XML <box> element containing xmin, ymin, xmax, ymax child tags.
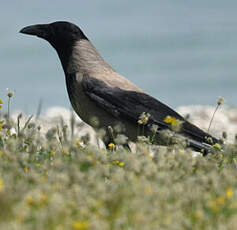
<box><xmin>1</xmin><ymin>0</ymin><xmax>237</xmax><ymax>114</ymax></box>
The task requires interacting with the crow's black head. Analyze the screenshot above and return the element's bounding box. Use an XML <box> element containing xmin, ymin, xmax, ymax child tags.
<box><xmin>20</xmin><ymin>21</ymin><xmax>89</xmax><ymax>71</ymax></box>
<box><xmin>20</xmin><ymin>21</ymin><xmax>88</xmax><ymax>50</ymax></box>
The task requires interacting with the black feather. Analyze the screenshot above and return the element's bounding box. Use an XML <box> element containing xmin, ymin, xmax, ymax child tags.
<box><xmin>82</xmin><ymin>75</ymin><xmax>218</xmax><ymax>153</ymax></box>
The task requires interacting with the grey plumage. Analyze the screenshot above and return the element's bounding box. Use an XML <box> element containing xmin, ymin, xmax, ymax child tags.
<box><xmin>67</xmin><ymin>39</ymin><xmax>142</xmax><ymax>91</ymax></box>
<box><xmin>20</xmin><ymin>21</ymin><xmax>218</xmax><ymax>154</ymax></box>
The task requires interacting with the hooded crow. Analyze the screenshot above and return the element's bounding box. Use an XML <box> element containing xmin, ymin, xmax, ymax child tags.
<box><xmin>20</xmin><ymin>21</ymin><xmax>218</xmax><ymax>153</ymax></box>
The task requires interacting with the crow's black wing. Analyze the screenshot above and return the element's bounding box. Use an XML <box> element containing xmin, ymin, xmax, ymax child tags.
<box><xmin>82</xmin><ymin>75</ymin><xmax>217</xmax><ymax>151</ymax></box>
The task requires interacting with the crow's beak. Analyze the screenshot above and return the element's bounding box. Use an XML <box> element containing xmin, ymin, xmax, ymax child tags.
<box><xmin>20</xmin><ymin>24</ymin><xmax>49</xmax><ymax>39</ymax></box>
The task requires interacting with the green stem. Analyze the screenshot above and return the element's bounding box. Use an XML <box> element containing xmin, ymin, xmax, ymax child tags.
<box><xmin>7</xmin><ymin>97</ymin><xmax>11</xmax><ymax>125</ymax></box>
<box><xmin>208</xmin><ymin>104</ymin><xmax>219</xmax><ymax>133</ymax></box>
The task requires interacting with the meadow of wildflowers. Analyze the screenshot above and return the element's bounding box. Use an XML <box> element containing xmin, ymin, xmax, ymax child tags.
<box><xmin>0</xmin><ymin>96</ymin><xmax>237</xmax><ymax>230</ymax></box>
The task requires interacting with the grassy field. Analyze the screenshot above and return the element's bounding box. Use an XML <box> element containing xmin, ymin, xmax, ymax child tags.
<box><xmin>0</xmin><ymin>98</ymin><xmax>237</xmax><ymax>230</ymax></box>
